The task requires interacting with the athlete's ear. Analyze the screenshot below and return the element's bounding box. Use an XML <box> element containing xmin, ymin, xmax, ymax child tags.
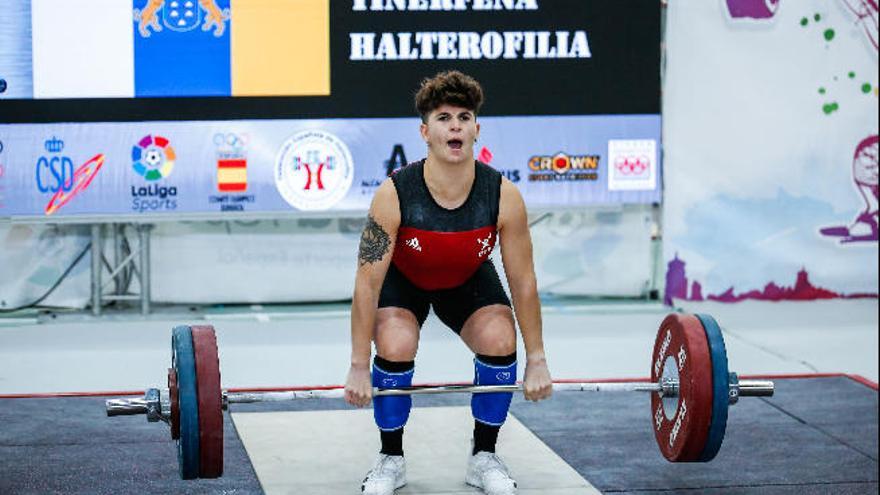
<box><xmin>420</xmin><ymin>121</ymin><xmax>429</xmax><ymax>144</ymax></box>
<box><xmin>475</xmin><ymin>121</ymin><xmax>480</xmax><ymax>142</ymax></box>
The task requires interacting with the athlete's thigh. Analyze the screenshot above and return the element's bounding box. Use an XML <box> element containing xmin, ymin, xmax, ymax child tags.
<box><xmin>376</xmin><ymin>264</ymin><xmax>429</xmax><ymax>360</ymax></box>
<box><xmin>374</xmin><ymin>307</ymin><xmax>422</xmax><ymax>361</ymax></box>
<box><xmin>431</xmin><ymin>261</ymin><xmax>514</xmax><ymax>354</ymax></box>
<box><xmin>459</xmin><ymin>304</ymin><xmax>516</xmax><ymax>357</ymax></box>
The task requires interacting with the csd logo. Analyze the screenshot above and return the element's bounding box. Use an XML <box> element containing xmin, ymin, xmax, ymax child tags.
<box><xmin>35</xmin><ymin>137</ymin><xmax>73</xmax><ymax>193</ymax></box>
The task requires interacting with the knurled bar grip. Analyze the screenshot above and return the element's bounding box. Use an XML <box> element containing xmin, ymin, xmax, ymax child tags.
<box><xmin>225</xmin><ymin>382</ymin><xmax>662</xmax><ymax>402</ymax></box>
<box><xmin>224</xmin><ymin>380</ymin><xmax>773</xmax><ymax>402</ymax></box>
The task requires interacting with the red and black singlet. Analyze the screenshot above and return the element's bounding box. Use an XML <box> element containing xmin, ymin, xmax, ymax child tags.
<box><xmin>391</xmin><ymin>159</ymin><xmax>502</xmax><ymax>291</ymax></box>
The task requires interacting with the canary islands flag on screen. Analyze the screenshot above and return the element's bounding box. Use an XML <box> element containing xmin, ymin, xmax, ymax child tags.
<box><xmin>30</xmin><ymin>0</ymin><xmax>329</xmax><ymax>98</ymax></box>
<box><xmin>133</xmin><ymin>0</ymin><xmax>232</xmax><ymax>96</ymax></box>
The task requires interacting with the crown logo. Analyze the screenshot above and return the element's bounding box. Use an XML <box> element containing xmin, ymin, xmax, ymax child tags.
<box><xmin>44</xmin><ymin>137</ymin><xmax>64</xmax><ymax>154</ymax></box>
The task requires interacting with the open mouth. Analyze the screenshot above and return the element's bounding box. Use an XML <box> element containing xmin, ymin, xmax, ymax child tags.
<box><xmin>447</xmin><ymin>139</ymin><xmax>463</xmax><ymax>150</ymax></box>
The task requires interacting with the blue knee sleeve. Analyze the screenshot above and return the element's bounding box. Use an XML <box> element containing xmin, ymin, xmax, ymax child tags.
<box><xmin>372</xmin><ymin>362</ymin><xmax>414</xmax><ymax>431</ymax></box>
<box><xmin>471</xmin><ymin>356</ymin><xmax>517</xmax><ymax>426</ymax></box>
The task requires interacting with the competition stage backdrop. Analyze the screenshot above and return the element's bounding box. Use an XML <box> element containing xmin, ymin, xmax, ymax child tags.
<box><xmin>0</xmin><ymin>0</ymin><xmax>661</xmax><ymax>220</ymax></box>
<box><xmin>0</xmin><ymin>1</ymin><xmax>662</xmax><ymax>307</ymax></box>
<box><xmin>663</xmin><ymin>0</ymin><xmax>878</xmax><ymax>303</ymax></box>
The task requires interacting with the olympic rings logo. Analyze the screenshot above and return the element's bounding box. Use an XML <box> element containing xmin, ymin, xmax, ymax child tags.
<box><xmin>614</xmin><ymin>155</ymin><xmax>650</xmax><ymax>176</ymax></box>
<box><xmin>213</xmin><ymin>132</ymin><xmax>248</xmax><ymax>149</ymax></box>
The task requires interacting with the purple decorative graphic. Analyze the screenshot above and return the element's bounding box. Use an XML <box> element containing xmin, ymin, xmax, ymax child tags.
<box><xmin>691</xmin><ymin>281</ymin><xmax>704</xmax><ymax>301</ymax></box>
<box><xmin>840</xmin><ymin>0</ymin><xmax>879</xmax><ymax>51</ymax></box>
<box><xmin>664</xmin><ymin>254</ymin><xmax>877</xmax><ymax>304</ymax></box>
<box><xmin>726</xmin><ymin>0</ymin><xmax>780</xmax><ymax>20</ymax></box>
<box><xmin>820</xmin><ymin>135</ymin><xmax>879</xmax><ymax>243</ymax></box>
<box><xmin>664</xmin><ymin>254</ymin><xmax>687</xmax><ymax>305</ymax></box>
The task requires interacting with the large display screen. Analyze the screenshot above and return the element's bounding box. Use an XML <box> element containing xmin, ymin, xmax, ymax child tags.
<box><xmin>0</xmin><ymin>0</ymin><xmax>661</xmax><ymax>221</ymax></box>
<box><xmin>0</xmin><ymin>0</ymin><xmax>659</xmax><ymax>121</ymax></box>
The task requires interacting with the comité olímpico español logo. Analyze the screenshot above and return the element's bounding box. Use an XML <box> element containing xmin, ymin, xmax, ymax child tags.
<box><xmin>275</xmin><ymin>130</ymin><xmax>354</xmax><ymax>211</ymax></box>
<box><xmin>209</xmin><ymin>132</ymin><xmax>255</xmax><ymax>212</ymax></box>
<box><xmin>131</xmin><ymin>134</ymin><xmax>178</xmax><ymax>212</ymax></box>
<box><xmin>35</xmin><ymin>136</ymin><xmax>105</xmax><ymax>216</ymax></box>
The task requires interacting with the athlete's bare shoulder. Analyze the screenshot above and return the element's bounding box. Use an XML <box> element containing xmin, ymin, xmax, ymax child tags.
<box><xmin>372</xmin><ymin>178</ymin><xmax>400</xmax><ymax>215</ymax></box>
<box><xmin>498</xmin><ymin>176</ymin><xmax>526</xmax><ymax>231</ymax></box>
<box><xmin>368</xmin><ymin>178</ymin><xmax>401</xmax><ymax>236</ymax></box>
<box><xmin>358</xmin><ymin>179</ymin><xmax>401</xmax><ymax>268</ymax></box>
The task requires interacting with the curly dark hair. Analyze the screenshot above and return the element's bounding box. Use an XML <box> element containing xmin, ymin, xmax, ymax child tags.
<box><xmin>414</xmin><ymin>70</ymin><xmax>484</xmax><ymax>122</ymax></box>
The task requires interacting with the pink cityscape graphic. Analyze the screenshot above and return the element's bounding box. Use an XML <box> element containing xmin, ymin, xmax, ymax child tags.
<box><xmin>665</xmin><ymin>254</ymin><xmax>878</xmax><ymax>305</ymax></box>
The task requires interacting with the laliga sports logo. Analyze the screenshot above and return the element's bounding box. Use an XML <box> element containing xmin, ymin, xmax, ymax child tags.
<box><xmin>132</xmin><ymin>134</ymin><xmax>175</xmax><ymax>181</ymax></box>
<box><xmin>275</xmin><ymin>130</ymin><xmax>354</xmax><ymax>211</ymax></box>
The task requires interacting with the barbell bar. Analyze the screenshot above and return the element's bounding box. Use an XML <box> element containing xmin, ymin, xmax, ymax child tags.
<box><xmin>104</xmin><ymin>313</ymin><xmax>775</xmax><ymax>479</ymax></box>
<box><xmin>107</xmin><ymin>378</ymin><xmax>774</xmax><ymax>414</ymax></box>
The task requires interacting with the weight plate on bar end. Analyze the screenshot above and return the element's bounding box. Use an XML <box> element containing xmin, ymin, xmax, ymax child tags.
<box><xmin>168</xmin><ymin>368</ymin><xmax>180</xmax><ymax>440</ymax></box>
<box><xmin>650</xmin><ymin>313</ymin><xmax>714</xmax><ymax>462</ymax></box>
<box><xmin>695</xmin><ymin>313</ymin><xmax>730</xmax><ymax>462</ymax></box>
<box><xmin>172</xmin><ymin>325</ymin><xmax>200</xmax><ymax>480</ymax></box>
<box><xmin>192</xmin><ymin>325</ymin><xmax>224</xmax><ymax>478</ymax></box>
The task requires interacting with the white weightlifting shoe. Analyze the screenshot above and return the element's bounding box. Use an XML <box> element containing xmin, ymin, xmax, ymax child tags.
<box><xmin>466</xmin><ymin>451</ymin><xmax>518</xmax><ymax>495</ymax></box>
<box><xmin>361</xmin><ymin>454</ymin><xmax>406</xmax><ymax>494</ymax></box>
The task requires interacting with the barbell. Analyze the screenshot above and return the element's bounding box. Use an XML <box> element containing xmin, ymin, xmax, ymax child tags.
<box><xmin>105</xmin><ymin>312</ymin><xmax>774</xmax><ymax>479</ymax></box>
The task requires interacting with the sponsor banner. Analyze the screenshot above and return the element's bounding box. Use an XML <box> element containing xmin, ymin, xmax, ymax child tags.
<box><xmin>0</xmin><ymin>114</ymin><xmax>660</xmax><ymax>220</ymax></box>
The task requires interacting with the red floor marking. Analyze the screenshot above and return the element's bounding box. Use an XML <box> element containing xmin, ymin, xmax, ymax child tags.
<box><xmin>0</xmin><ymin>390</ymin><xmax>144</xmax><ymax>399</ymax></box>
<box><xmin>739</xmin><ymin>372</ymin><xmax>878</xmax><ymax>390</ymax></box>
<box><xmin>845</xmin><ymin>374</ymin><xmax>879</xmax><ymax>390</ymax></box>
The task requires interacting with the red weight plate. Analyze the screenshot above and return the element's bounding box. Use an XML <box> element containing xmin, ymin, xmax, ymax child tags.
<box><xmin>191</xmin><ymin>325</ymin><xmax>224</xmax><ymax>478</ymax></box>
<box><xmin>168</xmin><ymin>368</ymin><xmax>180</xmax><ymax>440</ymax></box>
<box><xmin>650</xmin><ymin>313</ymin><xmax>714</xmax><ymax>461</ymax></box>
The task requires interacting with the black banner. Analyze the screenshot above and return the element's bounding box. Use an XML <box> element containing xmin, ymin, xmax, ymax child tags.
<box><xmin>0</xmin><ymin>0</ymin><xmax>659</xmax><ymax>123</ymax></box>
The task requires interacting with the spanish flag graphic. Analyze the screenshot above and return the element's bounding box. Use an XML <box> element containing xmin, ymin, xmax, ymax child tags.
<box><xmin>217</xmin><ymin>158</ymin><xmax>247</xmax><ymax>192</ymax></box>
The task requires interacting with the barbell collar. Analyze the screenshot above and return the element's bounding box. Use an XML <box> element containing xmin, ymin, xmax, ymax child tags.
<box><xmin>106</xmin><ymin>398</ymin><xmax>150</xmax><ymax>417</ymax></box>
<box><xmin>737</xmin><ymin>380</ymin><xmax>774</xmax><ymax>397</ymax></box>
<box><xmin>105</xmin><ymin>389</ymin><xmax>168</xmax><ymax>419</ymax></box>
<box><xmin>145</xmin><ymin>388</ymin><xmax>162</xmax><ymax>423</ymax></box>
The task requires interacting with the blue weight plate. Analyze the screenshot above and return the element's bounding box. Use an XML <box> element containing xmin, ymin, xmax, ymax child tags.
<box><xmin>172</xmin><ymin>325</ymin><xmax>200</xmax><ymax>479</ymax></box>
<box><xmin>695</xmin><ymin>313</ymin><xmax>729</xmax><ymax>461</ymax></box>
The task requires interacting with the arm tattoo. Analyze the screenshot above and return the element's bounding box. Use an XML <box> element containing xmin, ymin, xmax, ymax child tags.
<box><xmin>358</xmin><ymin>215</ymin><xmax>391</xmax><ymax>266</ymax></box>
